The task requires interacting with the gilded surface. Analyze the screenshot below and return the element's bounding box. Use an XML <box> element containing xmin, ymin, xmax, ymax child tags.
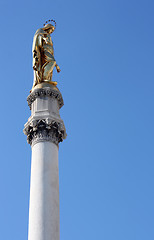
<box><xmin>32</xmin><ymin>20</ymin><xmax>60</xmax><ymax>89</ymax></box>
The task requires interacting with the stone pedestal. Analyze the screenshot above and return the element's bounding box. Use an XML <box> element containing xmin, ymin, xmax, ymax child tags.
<box><xmin>24</xmin><ymin>83</ymin><xmax>66</xmax><ymax>240</ymax></box>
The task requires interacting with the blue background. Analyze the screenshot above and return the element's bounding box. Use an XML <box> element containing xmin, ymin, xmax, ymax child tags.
<box><xmin>0</xmin><ymin>0</ymin><xmax>153</xmax><ymax>239</ymax></box>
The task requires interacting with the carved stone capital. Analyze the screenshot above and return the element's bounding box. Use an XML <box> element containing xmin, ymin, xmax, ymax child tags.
<box><xmin>23</xmin><ymin>118</ymin><xmax>66</xmax><ymax>146</ymax></box>
<box><xmin>24</xmin><ymin>84</ymin><xmax>66</xmax><ymax>146</ymax></box>
<box><xmin>27</xmin><ymin>85</ymin><xmax>64</xmax><ymax>110</ymax></box>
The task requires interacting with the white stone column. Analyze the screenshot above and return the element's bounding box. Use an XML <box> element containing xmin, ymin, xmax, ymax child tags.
<box><xmin>24</xmin><ymin>83</ymin><xmax>66</xmax><ymax>240</ymax></box>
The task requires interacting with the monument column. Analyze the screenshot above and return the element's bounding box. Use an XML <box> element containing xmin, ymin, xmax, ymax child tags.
<box><xmin>24</xmin><ymin>83</ymin><xmax>66</xmax><ymax>240</ymax></box>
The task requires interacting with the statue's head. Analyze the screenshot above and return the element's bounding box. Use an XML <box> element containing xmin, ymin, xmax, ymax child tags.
<box><xmin>43</xmin><ymin>20</ymin><xmax>56</xmax><ymax>34</ymax></box>
<box><xmin>43</xmin><ymin>24</ymin><xmax>55</xmax><ymax>34</ymax></box>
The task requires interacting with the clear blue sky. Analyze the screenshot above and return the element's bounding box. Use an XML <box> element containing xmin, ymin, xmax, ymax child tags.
<box><xmin>0</xmin><ymin>0</ymin><xmax>153</xmax><ymax>239</ymax></box>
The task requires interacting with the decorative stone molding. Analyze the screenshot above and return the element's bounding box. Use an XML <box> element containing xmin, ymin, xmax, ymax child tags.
<box><xmin>23</xmin><ymin>118</ymin><xmax>66</xmax><ymax>146</ymax></box>
<box><xmin>27</xmin><ymin>87</ymin><xmax>64</xmax><ymax>110</ymax></box>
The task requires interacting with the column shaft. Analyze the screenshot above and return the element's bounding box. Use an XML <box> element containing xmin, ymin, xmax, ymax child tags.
<box><xmin>28</xmin><ymin>141</ymin><xmax>60</xmax><ymax>240</ymax></box>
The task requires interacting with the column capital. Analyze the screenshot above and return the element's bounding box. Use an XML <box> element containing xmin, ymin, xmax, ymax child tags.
<box><xmin>24</xmin><ymin>83</ymin><xmax>66</xmax><ymax>146</ymax></box>
<box><xmin>24</xmin><ymin>118</ymin><xmax>66</xmax><ymax>146</ymax></box>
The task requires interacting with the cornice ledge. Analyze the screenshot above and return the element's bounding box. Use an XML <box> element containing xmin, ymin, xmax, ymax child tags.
<box><xmin>27</xmin><ymin>87</ymin><xmax>64</xmax><ymax>110</ymax></box>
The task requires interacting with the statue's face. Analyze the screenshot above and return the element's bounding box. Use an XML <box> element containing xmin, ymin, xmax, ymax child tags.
<box><xmin>47</xmin><ymin>26</ymin><xmax>55</xmax><ymax>34</ymax></box>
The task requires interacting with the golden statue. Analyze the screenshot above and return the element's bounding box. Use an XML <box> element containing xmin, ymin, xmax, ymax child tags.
<box><xmin>32</xmin><ymin>20</ymin><xmax>60</xmax><ymax>88</ymax></box>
